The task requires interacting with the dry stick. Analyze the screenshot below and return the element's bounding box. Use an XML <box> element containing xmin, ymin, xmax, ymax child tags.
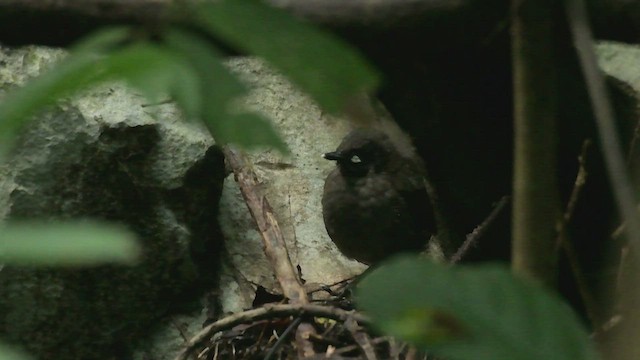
<box><xmin>449</xmin><ymin>195</ymin><xmax>510</xmax><ymax>264</ymax></box>
<box><xmin>220</xmin><ymin>146</ymin><xmax>315</xmax><ymax>358</ymax></box>
<box><xmin>511</xmin><ymin>0</ymin><xmax>562</xmax><ymax>287</ymax></box>
<box><xmin>0</xmin><ymin>0</ymin><xmax>468</xmax><ymax>28</ymax></box>
<box><xmin>224</xmin><ymin>147</ymin><xmax>307</xmax><ymax>304</ymax></box>
<box><xmin>173</xmin><ymin>304</ymin><xmax>370</xmax><ymax>360</ymax></box>
<box><xmin>264</xmin><ymin>317</ymin><xmax>303</xmax><ymax>360</ymax></box>
<box><xmin>1</xmin><ymin>0</ymin><xmax>640</xmax><ymax>42</ymax></box>
<box><xmin>345</xmin><ymin>317</ymin><xmax>378</xmax><ymax>360</ymax></box>
<box><xmin>563</xmin><ymin>140</ymin><xmax>592</xmax><ymax>222</ymax></box>
<box><xmin>555</xmin><ymin>139</ymin><xmax>603</xmax><ymax>327</ymax></box>
<box><xmin>565</xmin><ymin>0</ymin><xmax>640</xmax><ymax>262</ymax></box>
<box><xmin>565</xmin><ymin>0</ymin><xmax>640</xmax><ymax>357</ymax></box>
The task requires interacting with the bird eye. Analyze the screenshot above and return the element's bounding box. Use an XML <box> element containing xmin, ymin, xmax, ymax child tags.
<box><xmin>350</xmin><ymin>155</ymin><xmax>362</xmax><ymax>164</ymax></box>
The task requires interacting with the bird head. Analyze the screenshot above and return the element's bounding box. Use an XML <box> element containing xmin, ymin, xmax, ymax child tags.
<box><xmin>323</xmin><ymin>129</ymin><xmax>391</xmax><ymax>178</ymax></box>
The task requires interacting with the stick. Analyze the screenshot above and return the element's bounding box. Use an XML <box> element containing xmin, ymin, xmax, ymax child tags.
<box><xmin>449</xmin><ymin>195</ymin><xmax>509</xmax><ymax>264</ymax></box>
<box><xmin>173</xmin><ymin>304</ymin><xmax>370</xmax><ymax>360</ymax></box>
<box><xmin>221</xmin><ymin>146</ymin><xmax>314</xmax><ymax>357</ymax></box>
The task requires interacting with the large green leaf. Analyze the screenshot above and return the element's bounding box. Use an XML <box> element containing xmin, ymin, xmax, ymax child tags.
<box><xmin>0</xmin><ymin>342</ymin><xmax>32</xmax><ymax>360</ymax></box>
<box><xmin>0</xmin><ymin>27</ymin><xmax>132</xmax><ymax>138</ymax></box>
<box><xmin>0</xmin><ymin>221</ymin><xmax>140</xmax><ymax>266</ymax></box>
<box><xmin>96</xmin><ymin>43</ymin><xmax>195</xmax><ymax>104</ymax></box>
<box><xmin>194</xmin><ymin>0</ymin><xmax>379</xmax><ymax>113</ymax></box>
<box><xmin>0</xmin><ymin>53</ymin><xmax>100</xmax><ymax>139</ymax></box>
<box><xmin>0</xmin><ymin>43</ymin><xmax>184</xmax><ymax>138</ymax></box>
<box><xmin>164</xmin><ymin>28</ymin><xmax>246</xmax><ymax>120</ymax></box>
<box><xmin>357</xmin><ymin>256</ymin><xmax>600</xmax><ymax>360</ymax></box>
<box><xmin>213</xmin><ymin>112</ymin><xmax>287</xmax><ymax>151</ymax></box>
<box><xmin>165</xmin><ymin>29</ymin><xmax>287</xmax><ymax>152</ymax></box>
<box><xmin>70</xmin><ymin>26</ymin><xmax>132</xmax><ymax>54</ymax></box>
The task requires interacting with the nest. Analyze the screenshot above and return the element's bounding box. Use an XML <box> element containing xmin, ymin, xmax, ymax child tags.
<box><xmin>177</xmin><ymin>282</ymin><xmax>424</xmax><ymax>360</ymax></box>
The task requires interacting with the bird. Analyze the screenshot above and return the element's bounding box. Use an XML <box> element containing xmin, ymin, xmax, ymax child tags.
<box><xmin>321</xmin><ymin>127</ymin><xmax>437</xmax><ymax>265</ymax></box>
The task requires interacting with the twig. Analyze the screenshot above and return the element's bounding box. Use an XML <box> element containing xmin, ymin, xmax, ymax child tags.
<box><xmin>173</xmin><ymin>303</ymin><xmax>370</xmax><ymax>360</ymax></box>
<box><xmin>555</xmin><ymin>139</ymin><xmax>602</xmax><ymax>327</ymax></box>
<box><xmin>263</xmin><ymin>317</ymin><xmax>302</xmax><ymax>360</ymax></box>
<box><xmin>566</xmin><ymin>0</ymin><xmax>640</xmax><ymax>357</ymax></box>
<box><xmin>1</xmin><ymin>0</ymin><xmax>639</xmax><ymax>47</ymax></box>
<box><xmin>511</xmin><ymin>0</ymin><xmax>562</xmax><ymax>287</ymax></box>
<box><xmin>449</xmin><ymin>195</ymin><xmax>509</xmax><ymax>264</ymax></box>
<box><xmin>221</xmin><ymin>146</ymin><xmax>315</xmax><ymax>357</ymax></box>
<box><xmin>565</xmin><ymin>0</ymin><xmax>640</xmax><ymax>257</ymax></box>
<box><xmin>564</xmin><ymin>140</ymin><xmax>592</xmax><ymax>222</ymax></box>
<box><xmin>345</xmin><ymin>317</ymin><xmax>378</xmax><ymax>360</ymax></box>
<box><xmin>223</xmin><ymin>147</ymin><xmax>307</xmax><ymax>304</ymax></box>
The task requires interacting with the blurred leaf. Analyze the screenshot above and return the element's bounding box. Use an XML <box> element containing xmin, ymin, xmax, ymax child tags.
<box><xmin>213</xmin><ymin>112</ymin><xmax>288</xmax><ymax>151</ymax></box>
<box><xmin>164</xmin><ymin>28</ymin><xmax>243</xmax><ymax>120</ymax></box>
<box><xmin>0</xmin><ymin>342</ymin><xmax>32</xmax><ymax>360</ymax></box>
<box><xmin>0</xmin><ymin>221</ymin><xmax>140</xmax><ymax>266</ymax></box>
<box><xmin>0</xmin><ymin>53</ymin><xmax>100</xmax><ymax>139</ymax></box>
<box><xmin>70</xmin><ymin>26</ymin><xmax>132</xmax><ymax>54</ymax></box>
<box><xmin>97</xmin><ymin>43</ymin><xmax>190</xmax><ymax>103</ymax></box>
<box><xmin>0</xmin><ymin>43</ymin><xmax>189</xmax><ymax>141</ymax></box>
<box><xmin>165</xmin><ymin>29</ymin><xmax>287</xmax><ymax>152</ymax></box>
<box><xmin>168</xmin><ymin>56</ymin><xmax>202</xmax><ymax>120</ymax></box>
<box><xmin>194</xmin><ymin>0</ymin><xmax>380</xmax><ymax>113</ymax></box>
<box><xmin>357</xmin><ymin>256</ymin><xmax>599</xmax><ymax>360</ymax></box>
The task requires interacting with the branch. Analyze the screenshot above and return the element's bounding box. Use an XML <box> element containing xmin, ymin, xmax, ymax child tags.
<box><xmin>450</xmin><ymin>195</ymin><xmax>509</xmax><ymax>264</ymax></box>
<box><xmin>566</xmin><ymin>0</ymin><xmax>640</xmax><ymax>257</ymax></box>
<box><xmin>173</xmin><ymin>303</ymin><xmax>370</xmax><ymax>360</ymax></box>
<box><xmin>511</xmin><ymin>0</ymin><xmax>562</xmax><ymax>287</ymax></box>
<box><xmin>555</xmin><ymin>139</ymin><xmax>602</xmax><ymax>327</ymax></box>
<box><xmin>0</xmin><ymin>0</ymin><xmax>639</xmax><ymax>46</ymax></box>
<box><xmin>221</xmin><ymin>146</ymin><xmax>315</xmax><ymax>357</ymax></box>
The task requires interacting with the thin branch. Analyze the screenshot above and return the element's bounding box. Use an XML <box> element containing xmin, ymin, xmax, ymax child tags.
<box><xmin>221</xmin><ymin>146</ymin><xmax>315</xmax><ymax>358</ymax></box>
<box><xmin>511</xmin><ymin>0</ymin><xmax>561</xmax><ymax>287</ymax></box>
<box><xmin>0</xmin><ymin>0</ymin><xmax>639</xmax><ymax>46</ymax></box>
<box><xmin>450</xmin><ymin>195</ymin><xmax>509</xmax><ymax>264</ymax></box>
<box><xmin>345</xmin><ymin>317</ymin><xmax>378</xmax><ymax>360</ymax></box>
<box><xmin>223</xmin><ymin>147</ymin><xmax>307</xmax><ymax>304</ymax></box>
<box><xmin>565</xmin><ymin>0</ymin><xmax>640</xmax><ymax>257</ymax></box>
<box><xmin>555</xmin><ymin>139</ymin><xmax>602</xmax><ymax>327</ymax></box>
<box><xmin>173</xmin><ymin>303</ymin><xmax>370</xmax><ymax>360</ymax></box>
<box><xmin>566</xmin><ymin>0</ymin><xmax>640</xmax><ymax>357</ymax></box>
<box><xmin>263</xmin><ymin>317</ymin><xmax>302</xmax><ymax>360</ymax></box>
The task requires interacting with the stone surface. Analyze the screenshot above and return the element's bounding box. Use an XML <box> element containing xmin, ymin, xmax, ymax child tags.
<box><xmin>217</xmin><ymin>58</ymin><xmax>367</xmax><ymax>313</ymax></box>
<box><xmin>0</xmin><ymin>46</ymin><xmax>225</xmax><ymax>360</ymax></box>
<box><xmin>0</xmin><ymin>47</ymin><xmax>409</xmax><ymax>359</ymax></box>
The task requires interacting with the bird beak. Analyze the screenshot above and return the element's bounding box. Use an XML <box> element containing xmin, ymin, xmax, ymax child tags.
<box><xmin>323</xmin><ymin>151</ymin><xmax>343</xmax><ymax>161</ymax></box>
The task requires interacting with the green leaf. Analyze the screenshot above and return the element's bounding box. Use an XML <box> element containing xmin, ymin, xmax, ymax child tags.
<box><xmin>70</xmin><ymin>26</ymin><xmax>132</xmax><ymax>54</ymax></box>
<box><xmin>194</xmin><ymin>0</ymin><xmax>380</xmax><ymax>113</ymax></box>
<box><xmin>0</xmin><ymin>221</ymin><xmax>140</xmax><ymax>266</ymax></box>
<box><xmin>165</xmin><ymin>29</ymin><xmax>288</xmax><ymax>152</ymax></box>
<box><xmin>0</xmin><ymin>42</ymin><xmax>190</xmax><ymax>143</ymax></box>
<box><xmin>212</xmin><ymin>112</ymin><xmax>288</xmax><ymax>151</ymax></box>
<box><xmin>164</xmin><ymin>28</ymin><xmax>245</xmax><ymax>120</ymax></box>
<box><xmin>97</xmin><ymin>44</ymin><xmax>188</xmax><ymax>103</ymax></box>
<box><xmin>0</xmin><ymin>53</ymin><xmax>100</xmax><ymax>138</ymax></box>
<box><xmin>357</xmin><ymin>256</ymin><xmax>600</xmax><ymax>360</ymax></box>
<box><xmin>0</xmin><ymin>342</ymin><xmax>32</xmax><ymax>360</ymax></box>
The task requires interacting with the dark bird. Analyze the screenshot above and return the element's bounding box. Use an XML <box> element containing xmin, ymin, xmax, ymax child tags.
<box><xmin>322</xmin><ymin>127</ymin><xmax>437</xmax><ymax>265</ymax></box>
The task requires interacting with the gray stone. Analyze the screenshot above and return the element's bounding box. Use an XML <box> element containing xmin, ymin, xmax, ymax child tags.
<box><xmin>0</xmin><ymin>46</ymin><xmax>225</xmax><ymax>360</ymax></box>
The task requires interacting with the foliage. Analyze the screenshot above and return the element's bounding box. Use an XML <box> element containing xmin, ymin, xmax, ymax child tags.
<box><xmin>0</xmin><ymin>221</ymin><xmax>139</xmax><ymax>266</ymax></box>
<box><xmin>0</xmin><ymin>1</ymin><xmax>378</xmax><ymax>359</ymax></box>
<box><xmin>357</xmin><ymin>255</ymin><xmax>600</xmax><ymax>360</ymax></box>
<box><xmin>0</xmin><ymin>343</ymin><xmax>31</xmax><ymax>360</ymax></box>
<box><xmin>0</xmin><ymin>0</ymin><xmax>379</xmax><ymax>152</ymax></box>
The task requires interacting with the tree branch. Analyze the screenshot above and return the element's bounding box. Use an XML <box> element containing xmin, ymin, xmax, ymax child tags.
<box><xmin>511</xmin><ymin>0</ymin><xmax>562</xmax><ymax>287</ymax></box>
<box><xmin>0</xmin><ymin>0</ymin><xmax>638</xmax><ymax>46</ymax></box>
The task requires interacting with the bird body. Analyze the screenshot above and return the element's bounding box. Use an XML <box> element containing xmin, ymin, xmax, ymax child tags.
<box><xmin>322</xmin><ymin>128</ymin><xmax>435</xmax><ymax>265</ymax></box>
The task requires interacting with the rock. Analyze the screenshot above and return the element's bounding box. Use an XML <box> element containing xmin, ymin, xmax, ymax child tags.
<box><xmin>0</xmin><ymin>45</ymin><xmax>225</xmax><ymax>360</ymax></box>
